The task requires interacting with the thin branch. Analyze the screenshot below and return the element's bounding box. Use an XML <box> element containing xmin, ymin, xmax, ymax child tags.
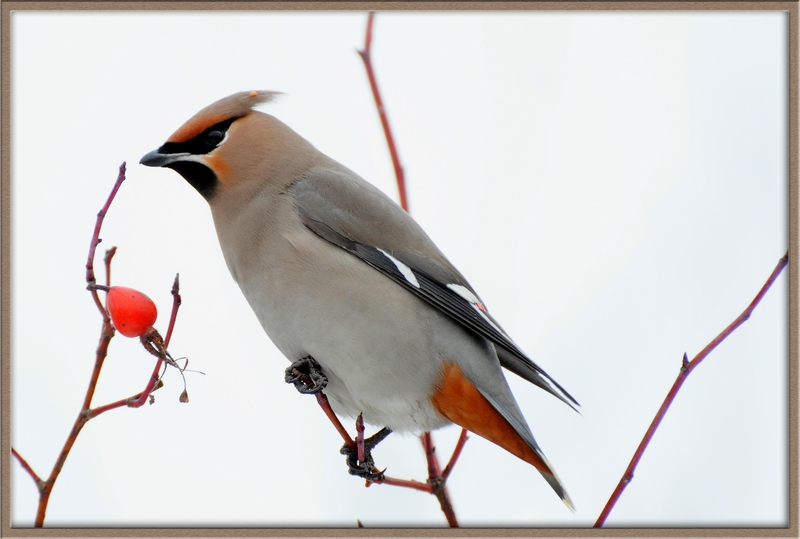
<box><xmin>357</xmin><ymin>12</ymin><xmax>408</xmax><ymax>212</ymax></box>
<box><xmin>356</xmin><ymin>414</ymin><xmax>367</xmax><ymax>464</ymax></box>
<box><xmin>87</xmin><ymin>360</ymin><xmax>163</xmax><ymax>417</ymax></box>
<box><xmin>377</xmin><ymin>475</ymin><xmax>433</xmax><ymax>493</ymax></box>
<box><xmin>104</xmin><ymin>247</ymin><xmax>117</xmax><ymax>287</ymax></box>
<box><xmin>163</xmin><ymin>273</ymin><xmax>181</xmax><ymax>347</ymax></box>
<box><xmin>34</xmin><ymin>314</ymin><xmax>114</xmax><ymax>526</ymax></box>
<box><xmin>80</xmin><ymin>321</ymin><xmax>114</xmax><ymax>413</ymax></box>
<box><xmin>594</xmin><ymin>251</ymin><xmax>789</xmax><ymax>527</ymax></box>
<box><xmin>26</xmin><ymin>167</ymin><xmax>130</xmax><ymax>526</ymax></box>
<box><xmin>12</xmin><ymin>447</ymin><xmax>44</xmax><ymax>490</ymax></box>
<box><xmin>422</xmin><ymin>432</ymin><xmax>441</xmax><ymax>480</ymax></box>
<box><xmin>431</xmin><ymin>483</ymin><xmax>458</xmax><ymax>527</ymax></box>
<box><xmin>85</xmin><ymin>162</ymin><xmax>126</xmax><ymax>319</ymax></box>
<box><xmin>121</xmin><ymin>366</ymin><xmax>165</xmax><ymax>412</ymax></box>
<box><xmin>422</xmin><ymin>432</ymin><xmax>458</xmax><ymax>527</ymax></box>
<box><xmin>441</xmin><ymin>428</ymin><xmax>469</xmax><ymax>481</ymax></box>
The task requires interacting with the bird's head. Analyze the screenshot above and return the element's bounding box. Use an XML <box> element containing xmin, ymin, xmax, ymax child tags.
<box><xmin>140</xmin><ymin>90</ymin><xmax>314</xmax><ymax>201</ymax></box>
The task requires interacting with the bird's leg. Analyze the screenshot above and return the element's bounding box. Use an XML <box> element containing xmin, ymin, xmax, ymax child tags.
<box><xmin>285</xmin><ymin>356</ymin><xmax>328</xmax><ymax>394</ymax></box>
<box><xmin>340</xmin><ymin>415</ymin><xmax>392</xmax><ymax>481</ymax></box>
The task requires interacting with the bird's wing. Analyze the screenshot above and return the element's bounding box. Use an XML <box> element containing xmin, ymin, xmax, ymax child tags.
<box><xmin>289</xmin><ymin>167</ymin><xmax>579</xmax><ymax>410</ymax></box>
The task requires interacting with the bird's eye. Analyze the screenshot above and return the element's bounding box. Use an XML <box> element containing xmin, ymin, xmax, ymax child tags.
<box><xmin>206</xmin><ymin>130</ymin><xmax>225</xmax><ymax>147</ymax></box>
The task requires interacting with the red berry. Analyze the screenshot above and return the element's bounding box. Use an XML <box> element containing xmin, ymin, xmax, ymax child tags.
<box><xmin>106</xmin><ymin>286</ymin><xmax>158</xmax><ymax>338</ymax></box>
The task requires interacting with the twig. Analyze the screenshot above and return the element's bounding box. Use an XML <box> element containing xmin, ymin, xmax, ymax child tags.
<box><xmin>365</xmin><ymin>432</ymin><xmax>461</xmax><ymax>524</ymax></box>
<box><xmin>85</xmin><ymin>162</ymin><xmax>126</xmax><ymax>319</ymax></box>
<box><xmin>90</xmin><ymin>359</ymin><xmax>164</xmax><ymax>416</ymax></box>
<box><xmin>594</xmin><ymin>251</ymin><xmax>789</xmax><ymax>527</ymax></box>
<box><xmin>32</xmin><ymin>314</ymin><xmax>115</xmax><ymax>526</ymax></box>
<box><xmin>377</xmin><ymin>476</ymin><xmax>433</xmax><ymax>492</ymax></box>
<box><xmin>422</xmin><ymin>432</ymin><xmax>458</xmax><ymax>527</ymax></box>
<box><xmin>441</xmin><ymin>428</ymin><xmax>469</xmax><ymax>481</ymax></box>
<box><xmin>421</xmin><ymin>432</ymin><xmax>442</xmax><ymax>482</ymax></box>
<box><xmin>104</xmin><ymin>247</ymin><xmax>117</xmax><ymax>287</ymax></box>
<box><xmin>356</xmin><ymin>414</ymin><xmax>367</xmax><ymax>464</ymax></box>
<box><xmin>12</xmin><ymin>448</ymin><xmax>43</xmax><ymax>490</ymax></box>
<box><xmin>357</xmin><ymin>11</ymin><xmax>408</xmax><ymax>213</ymax></box>
<box><xmin>25</xmin><ymin>168</ymin><xmax>130</xmax><ymax>526</ymax></box>
<box><xmin>163</xmin><ymin>273</ymin><xmax>181</xmax><ymax>347</ymax></box>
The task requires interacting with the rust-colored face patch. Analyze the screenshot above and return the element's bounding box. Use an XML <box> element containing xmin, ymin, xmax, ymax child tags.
<box><xmin>164</xmin><ymin>90</ymin><xmax>279</xmax><ymax>143</ymax></box>
<box><xmin>167</xmin><ymin>112</ymin><xmax>235</xmax><ymax>143</ymax></box>
<box><xmin>202</xmin><ymin>153</ymin><xmax>229</xmax><ymax>184</ymax></box>
<box><xmin>431</xmin><ymin>362</ymin><xmax>552</xmax><ymax>474</ymax></box>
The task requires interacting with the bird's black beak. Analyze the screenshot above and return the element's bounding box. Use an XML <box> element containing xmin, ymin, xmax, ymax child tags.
<box><xmin>139</xmin><ymin>148</ymin><xmax>218</xmax><ymax>200</ymax></box>
<box><xmin>140</xmin><ymin>149</ymin><xmax>186</xmax><ymax>167</ymax></box>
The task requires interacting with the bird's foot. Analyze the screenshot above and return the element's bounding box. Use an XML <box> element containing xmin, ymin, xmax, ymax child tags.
<box><xmin>340</xmin><ymin>421</ymin><xmax>392</xmax><ymax>481</ymax></box>
<box><xmin>285</xmin><ymin>356</ymin><xmax>328</xmax><ymax>394</ymax></box>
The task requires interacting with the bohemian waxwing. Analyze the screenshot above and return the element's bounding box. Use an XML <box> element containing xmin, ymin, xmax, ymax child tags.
<box><xmin>140</xmin><ymin>90</ymin><xmax>578</xmax><ymax>509</ymax></box>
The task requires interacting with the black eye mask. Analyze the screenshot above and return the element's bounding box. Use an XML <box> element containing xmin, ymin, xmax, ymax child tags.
<box><xmin>157</xmin><ymin>117</ymin><xmax>239</xmax><ymax>156</ymax></box>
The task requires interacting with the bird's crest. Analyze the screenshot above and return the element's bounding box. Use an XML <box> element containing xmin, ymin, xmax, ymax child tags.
<box><xmin>167</xmin><ymin>90</ymin><xmax>280</xmax><ymax>143</ymax></box>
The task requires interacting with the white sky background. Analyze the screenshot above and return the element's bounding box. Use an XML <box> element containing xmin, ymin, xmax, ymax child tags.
<box><xmin>10</xmin><ymin>10</ymin><xmax>789</xmax><ymax>528</ymax></box>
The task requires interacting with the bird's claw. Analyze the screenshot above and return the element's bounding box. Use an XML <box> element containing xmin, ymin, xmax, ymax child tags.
<box><xmin>285</xmin><ymin>356</ymin><xmax>328</xmax><ymax>394</ymax></box>
<box><xmin>341</xmin><ymin>445</ymin><xmax>386</xmax><ymax>481</ymax></box>
<box><xmin>339</xmin><ymin>426</ymin><xmax>392</xmax><ymax>481</ymax></box>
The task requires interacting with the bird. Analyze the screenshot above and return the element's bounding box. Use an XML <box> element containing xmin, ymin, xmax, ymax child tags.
<box><xmin>140</xmin><ymin>90</ymin><xmax>578</xmax><ymax>509</ymax></box>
